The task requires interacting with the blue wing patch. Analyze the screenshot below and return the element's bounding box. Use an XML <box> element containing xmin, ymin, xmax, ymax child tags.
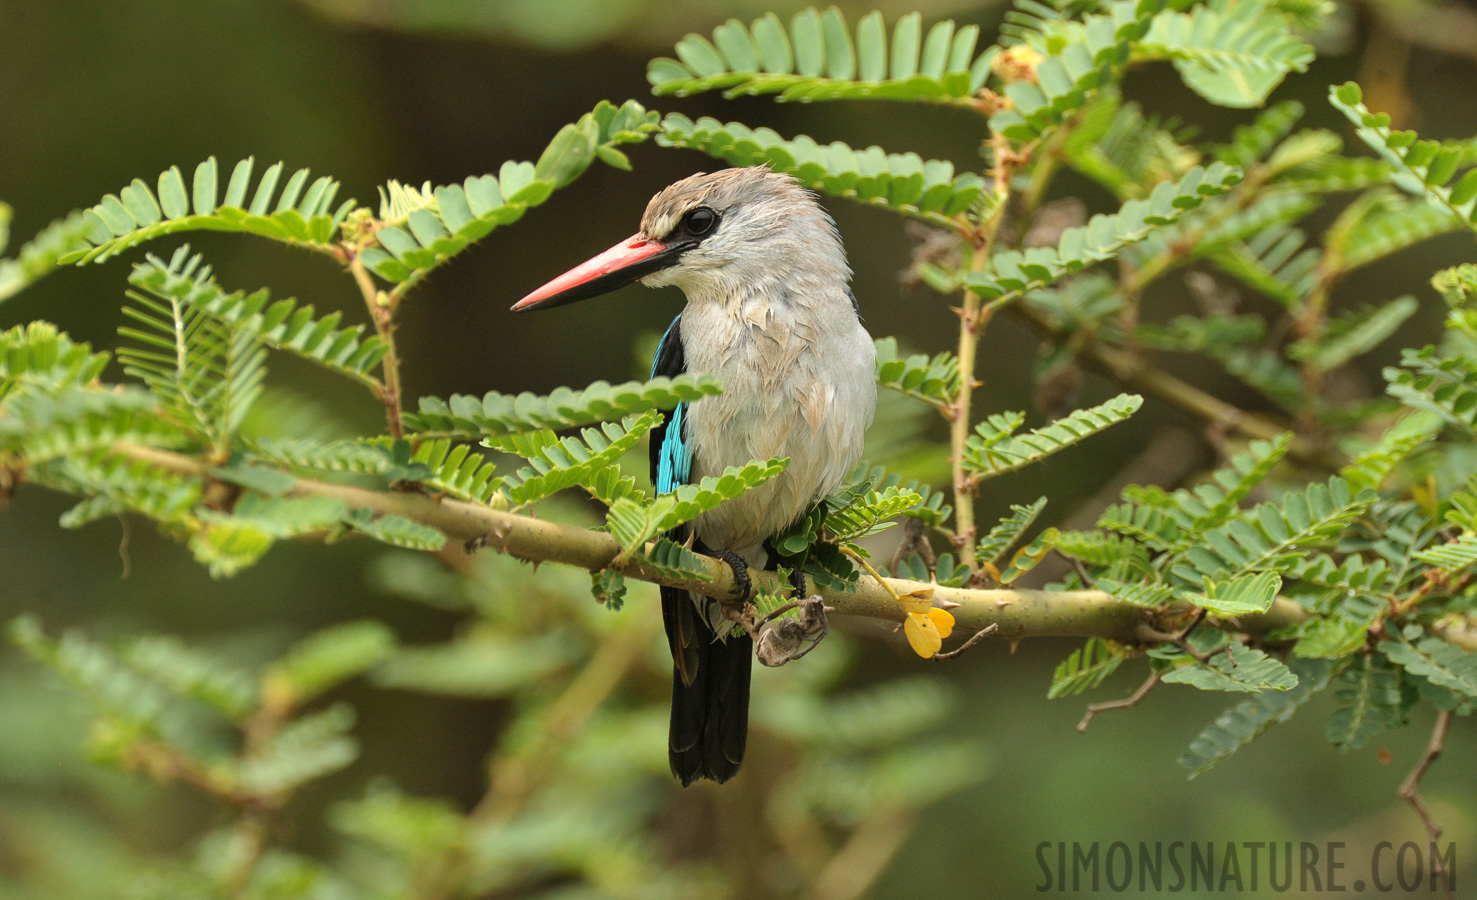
<box><xmin>649</xmin><ymin>314</ymin><xmax>691</xmax><ymax>495</ymax></box>
<box><xmin>657</xmin><ymin>402</ymin><xmax>689</xmax><ymax>494</ymax></box>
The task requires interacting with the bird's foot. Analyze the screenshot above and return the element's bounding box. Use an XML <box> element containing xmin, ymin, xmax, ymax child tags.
<box><xmin>754</xmin><ymin>595</ymin><xmax>828</xmax><ymax>667</ymax></box>
<box><xmin>711</xmin><ymin>548</ymin><xmax>753</xmax><ymax>603</ymax></box>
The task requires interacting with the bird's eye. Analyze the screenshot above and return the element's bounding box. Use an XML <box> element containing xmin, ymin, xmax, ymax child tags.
<box><xmin>684</xmin><ymin>207</ymin><xmax>717</xmax><ymax>236</ymax></box>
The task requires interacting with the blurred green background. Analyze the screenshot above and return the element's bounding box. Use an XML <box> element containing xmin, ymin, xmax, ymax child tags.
<box><xmin>2</xmin><ymin>0</ymin><xmax>1475</xmax><ymax>896</ymax></box>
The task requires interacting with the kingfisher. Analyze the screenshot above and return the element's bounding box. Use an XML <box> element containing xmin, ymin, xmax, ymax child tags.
<box><xmin>512</xmin><ymin>167</ymin><xmax>876</xmax><ymax>784</ymax></box>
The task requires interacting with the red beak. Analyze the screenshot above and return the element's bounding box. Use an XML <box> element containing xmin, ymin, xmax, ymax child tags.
<box><xmin>511</xmin><ymin>233</ymin><xmax>687</xmax><ymax>312</ymax></box>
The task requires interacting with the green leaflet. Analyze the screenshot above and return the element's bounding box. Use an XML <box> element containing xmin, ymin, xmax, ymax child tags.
<box><xmin>0</xmin><ymin>384</ymin><xmax>176</xmax><ymax>464</ymax></box>
<box><xmin>962</xmin><ymin>393</ymin><xmax>1142</xmax><ymax>479</ymax></box>
<box><xmin>1287</xmin><ymin>298</ymin><xmax>1419</xmax><ymax>375</ymax></box>
<box><xmin>1138</xmin><ymin>0</ymin><xmax>1318</xmax><ymax>108</ymax></box>
<box><xmin>606</xmin><ymin>458</ymin><xmax>789</xmax><ymax>553</ymax></box>
<box><xmin>129</xmin><ymin>250</ymin><xmax>388</xmax><ymax>389</ymax></box>
<box><xmin>235</xmin><ymin>704</ymin><xmax>358</xmax><ymax>795</ymax></box>
<box><xmin>990</xmin><ymin>0</ymin><xmax>1168</xmax><ymax>143</ymax></box>
<box><xmin>119</xmin><ymin>634</ymin><xmax>258</xmax><ymax>721</ymax></box>
<box><xmin>978</xmin><ymin>497</ymin><xmax>1047</xmax><ymax>570</ymax></box>
<box><xmin>1381</xmin><ymin>636</ymin><xmax>1477</xmax><ymax>697</ymax></box>
<box><xmin>1178</xmin><ymin>658</ymin><xmax>1339</xmax><ymax>778</ymax></box>
<box><xmin>874</xmin><ymin>337</ymin><xmax>960</xmax><ymax>414</ymax></box>
<box><xmin>835</xmin><ymin>462</ymin><xmax>951</xmax><ymax>528</ymax></box>
<box><xmin>1159</xmin><ymin>435</ymin><xmax>1291</xmax><ymax>553</ymax></box>
<box><xmin>1326</xmin><ymin>655</ymin><xmax>1404</xmax><ymax>752</ymax></box>
<box><xmin>363</xmin><ymin>101</ymin><xmax>659</xmax><ymax>285</ymax></box>
<box><xmin>0</xmin><ymin>211</ymin><xmax>93</xmax><ymax>305</ymax></box>
<box><xmin>966</xmin><ymin>164</ymin><xmax>1241</xmax><ymax>301</ymax></box>
<box><xmin>62</xmin><ymin>157</ymin><xmax>351</xmax><ymax>265</ymax></box>
<box><xmin>265</xmin><ymin>621</ymin><xmax>398</xmax><ymax>708</ymax></box>
<box><xmin>191</xmin><ymin>495</ymin><xmax>350</xmax><ymax>577</ymax></box>
<box><xmin>1167</xmin><ymin>476</ymin><xmax>1374</xmax><ymax>587</ymax></box>
<box><xmin>824</xmin><ymin>485</ymin><xmax>922</xmax><ymax>542</ymax></box>
<box><xmin>1331</xmin><ymin>82</ymin><xmax>1477</xmax><ymax>234</ymax></box>
<box><xmin>0</xmin><ymin>321</ymin><xmax>111</xmax><ymax>398</ymax></box>
<box><xmin>342</xmin><ymin>509</ymin><xmax>448</xmax><ymax>552</ymax></box>
<box><xmin>404</xmin><ymin>374</ymin><xmax>719</xmax><ymax>440</ymax></box>
<box><xmin>1386</xmin><ymin>346</ymin><xmax>1477</xmax><ymax>436</ymax></box>
<box><xmin>1187</xmin><ymin>571</ymin><xmax>1282</xmax><ymax>617</ymax></box>
<box><xmin>1161</xmin><ymin>643</ymin><xmax>1300</xmax><ymax>693</ymax></box>
<box><xmin>409</xmin><ymin>439</ymin><xmax>503</xmax><ymax>506</ymax></box>
<box><xmin>648</xmin><ymin>8</ymin><xmax>995</xmax><ymax>105</ymax></box>
<box><xmin>372</xmin><ymin>632</ymin><xmax>578</xmax><ymax>697</ymax></box>
<box><xmin>8</xmin><ymin>616</ymin><xmax>186</xmax><ymax>737</ymax></box>
<box><xmin>1048</xmin><ymin>638</ymin><xmax>1124</xmax><ymax>698</ymax></box>
<box><xmin>491</xmin><ymin>410</ymin><xmax>660</xmax><ymax>508</ymax></box>
<box><xmin>656</xmin><ymin>114</ymin><xmax>985</xmax><ymax>227</ymax></box>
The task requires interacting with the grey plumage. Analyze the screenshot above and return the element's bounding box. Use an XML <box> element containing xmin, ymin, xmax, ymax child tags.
<box><xmin>641</xmin><ymin>168</ymin><xmax>876</xmax><ymax>569</ymax></box>
<box><xmin>514</xmin><ymin>166</ymin><xmax>875</xmax><ymax>784</ymax></box>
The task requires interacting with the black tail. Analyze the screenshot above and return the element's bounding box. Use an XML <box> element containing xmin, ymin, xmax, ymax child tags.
<box><xmin>662</xmin><ymin>583</ymin><xmax>752</xmax><ymax>786</ymax></box>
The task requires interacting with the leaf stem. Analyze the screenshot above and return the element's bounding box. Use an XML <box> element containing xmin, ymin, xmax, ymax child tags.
<box><xmin>348</xmin><ymin>250</ymin><xmax>404</xmax><ymax>439</ymax></box>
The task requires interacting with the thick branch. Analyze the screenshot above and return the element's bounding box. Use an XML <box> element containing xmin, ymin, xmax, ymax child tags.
<box><xmin>116</xmin><ymin>443</ymin><xmax>1312</xmax><ymax>646</ymax></box>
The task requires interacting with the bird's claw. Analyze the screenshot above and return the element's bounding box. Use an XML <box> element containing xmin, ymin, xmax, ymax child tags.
<box><xmin>711</xmin><ymin>548</ymin><xmax>753</xmax><ymax>603</ymax></box>
<box><xmin>754</xmin><ymin>596</ymin><xmax>829</xmax><ymax>667</ymax></box>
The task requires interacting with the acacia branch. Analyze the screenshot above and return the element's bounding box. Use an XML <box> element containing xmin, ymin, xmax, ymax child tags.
<box><xmin>114</xmin><ymin>442</ymin><xmax>1322</xmax><ymax>647</ymax></box>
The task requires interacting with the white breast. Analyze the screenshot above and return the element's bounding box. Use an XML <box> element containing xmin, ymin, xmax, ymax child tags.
<box><xmin>680</xmin><ymin>286</ymin><xmax>876</xmax><ymax>562</ymax></box>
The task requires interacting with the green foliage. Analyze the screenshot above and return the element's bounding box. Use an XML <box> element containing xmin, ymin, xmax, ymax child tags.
<box><xmin>1048</xmin><ymin>638</ymin><xmax>1124</xmax><ymax>698</ymax></box>
<box><xmin>343</xmin><ymin>509</ymin><xmax>448</xmax><ymax>551</ymax></box>
<box><xmin>362</xmin><ymin>101</ymin><xmax>659</xmax><ymax>285</ymax></box>
<box><xmin>1167</xmin><ymin>476</ymin><xmax>1374</xmax><ymax>587</ymax></box>
<box><xmin>965</xmin><ymin>164</ymin><xmax>1242</xmax><ymax>301</ymax></box>
<box><xmin>1386</xmin><ymin>345</ymin><xmax>1477</xmax><ymax>435</ymax></box>
<box><xmin>978</xmin><ymin>497</ymin><xmax>1047</xmax><ymax>570</ymax></box>
<box><xmin>648</xmin><ymin>8</ymin><xmax>995</xmax><ymax>105</ymax></box>
<box><xmin>118</xmin><ymin>252</ymin><xmax>267</xmax><ymax>455</ymax></box>
<box><xmin>130</xmin><ymin>250</ymin><xmax>388</xmax><ymax>389</ymax></box>
<box><xmin>1288</xmin><ymin>298</ymin><xmax>1418</xmax><ymax>375</ymax></box>
<box><xmin>1178</xmin><ymin>659</ymin><xmax>1338</xmax><ymax>778</ymax></box>
<box><xmin>657</xmin><ymin>114</ymin><xmax>985</xmax><ymax>227</ymax></box>
<box><xmin>404</xmin><ymin>374</ymin><xmax>718</xmax><ymax>440</ymax></box>
<box><xmin>1332</xmin><ymin>82</ymin><xmax>1477</xmax><ymax>234</ymax></box>
<box><xmin>989</xmin><ymin>0</ymin><xmax>1168</xmax><ymax>144</ymax></box>
<box><xmin>1380</xmin><ymin>634</ymin><xmax>1477</xmax><ymax>698</ymax></box>
<box><xmin>63</xmin><ymin>156</ymin><xmax>351</xmax><ymax>265</ymax></box>
<box><xmin>874</xmin><ymin>336</ymin><xmax>960</xmax><ymax>414</ymax></box>
<box><xmin>490</xmin><ymin>409</ymin><xmax>660</xmax><ymax>507</ymax></box>
<box><xmin>0</xmin><ymin>383</ymin><xmax>176</xmax><ymax>464</ymax></box>
<box><xmin>838</xmin><ymin>462</ymin><xmax>952</xmax><ymax>527</ymax></box>
<box><xmin>1160</xmin><ymin>643</ymin><xmax>1300</xmax><ymax>693</ymax></box>
<box><xmin>265</xmin><ymin>621</ymin><xmax>398</xmax><ymax>710</ymax></box>
<box><xmin>0</xmin><ymin>210</ymin><xmax>92</xmax><ymax>304</ymax></box>
<box><xmin>1190</xmin><ymin>570</ymin><xmax>1282</xmax><ymax>616</ymax></box>
<box><xmin>1326</xmin><ymin>655</ymin><xmax>1404</xmax><ymax>752</ymax></box>
<box><xmin>1137</xmin><ymin>0</ymin><xmax>1320</xmax><ymax>107</ymax></box>
<box><xmin>408</xmin><ymin>438</ymin><xmax>503</xmax><ymax>505</ymax></box>
<box><xmin>0</xmin><ymin>320</ymin><xmax>111</xmax><ymax>396</ymax></box>
<box><xmin>824</xmin><ymin>485</ymin><xmax>922</xmax><ymax>542</ymax></box>
<box><xmin>962</xmin><ymin>393</ymin><xmax>1142</xmax><ymax>479</ymax></box>
<box><xmin>606</xmin><ymin>458</ymin><xmax>788</xmax><ymax>553</ymax></box>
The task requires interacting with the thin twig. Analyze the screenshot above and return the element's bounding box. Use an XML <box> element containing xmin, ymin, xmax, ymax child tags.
<box><xmin>347</xmin><ymin>250</ymin><xmax>404</xmax><ymax>439</ymax></box>
<box><xmin>1398</xmin><ymin>709</ymin><xmax>1453</xmax><ymax>898</ymax></box>
<box><xmin>1078</xmin><ymin>672</ymin><xmax>1161</xmax><ymax>733</ymax></box>
<box><xmin>932</xmin><ymin>622</ymin><xmax>999</xmax><ymax>660</ymax></box>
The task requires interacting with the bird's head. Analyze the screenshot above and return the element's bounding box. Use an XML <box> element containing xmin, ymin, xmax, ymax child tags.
<box><xmin>511</xmin><ymin>167</ymin><xmax>848</xmax><ymax>311</ymax></box>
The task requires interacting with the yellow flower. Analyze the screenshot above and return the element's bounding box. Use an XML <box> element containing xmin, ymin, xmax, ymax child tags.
<box><xmin>904</xmin><ymin>607</ymin><xmax>956</xmax><ymax>659</ymax></box>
